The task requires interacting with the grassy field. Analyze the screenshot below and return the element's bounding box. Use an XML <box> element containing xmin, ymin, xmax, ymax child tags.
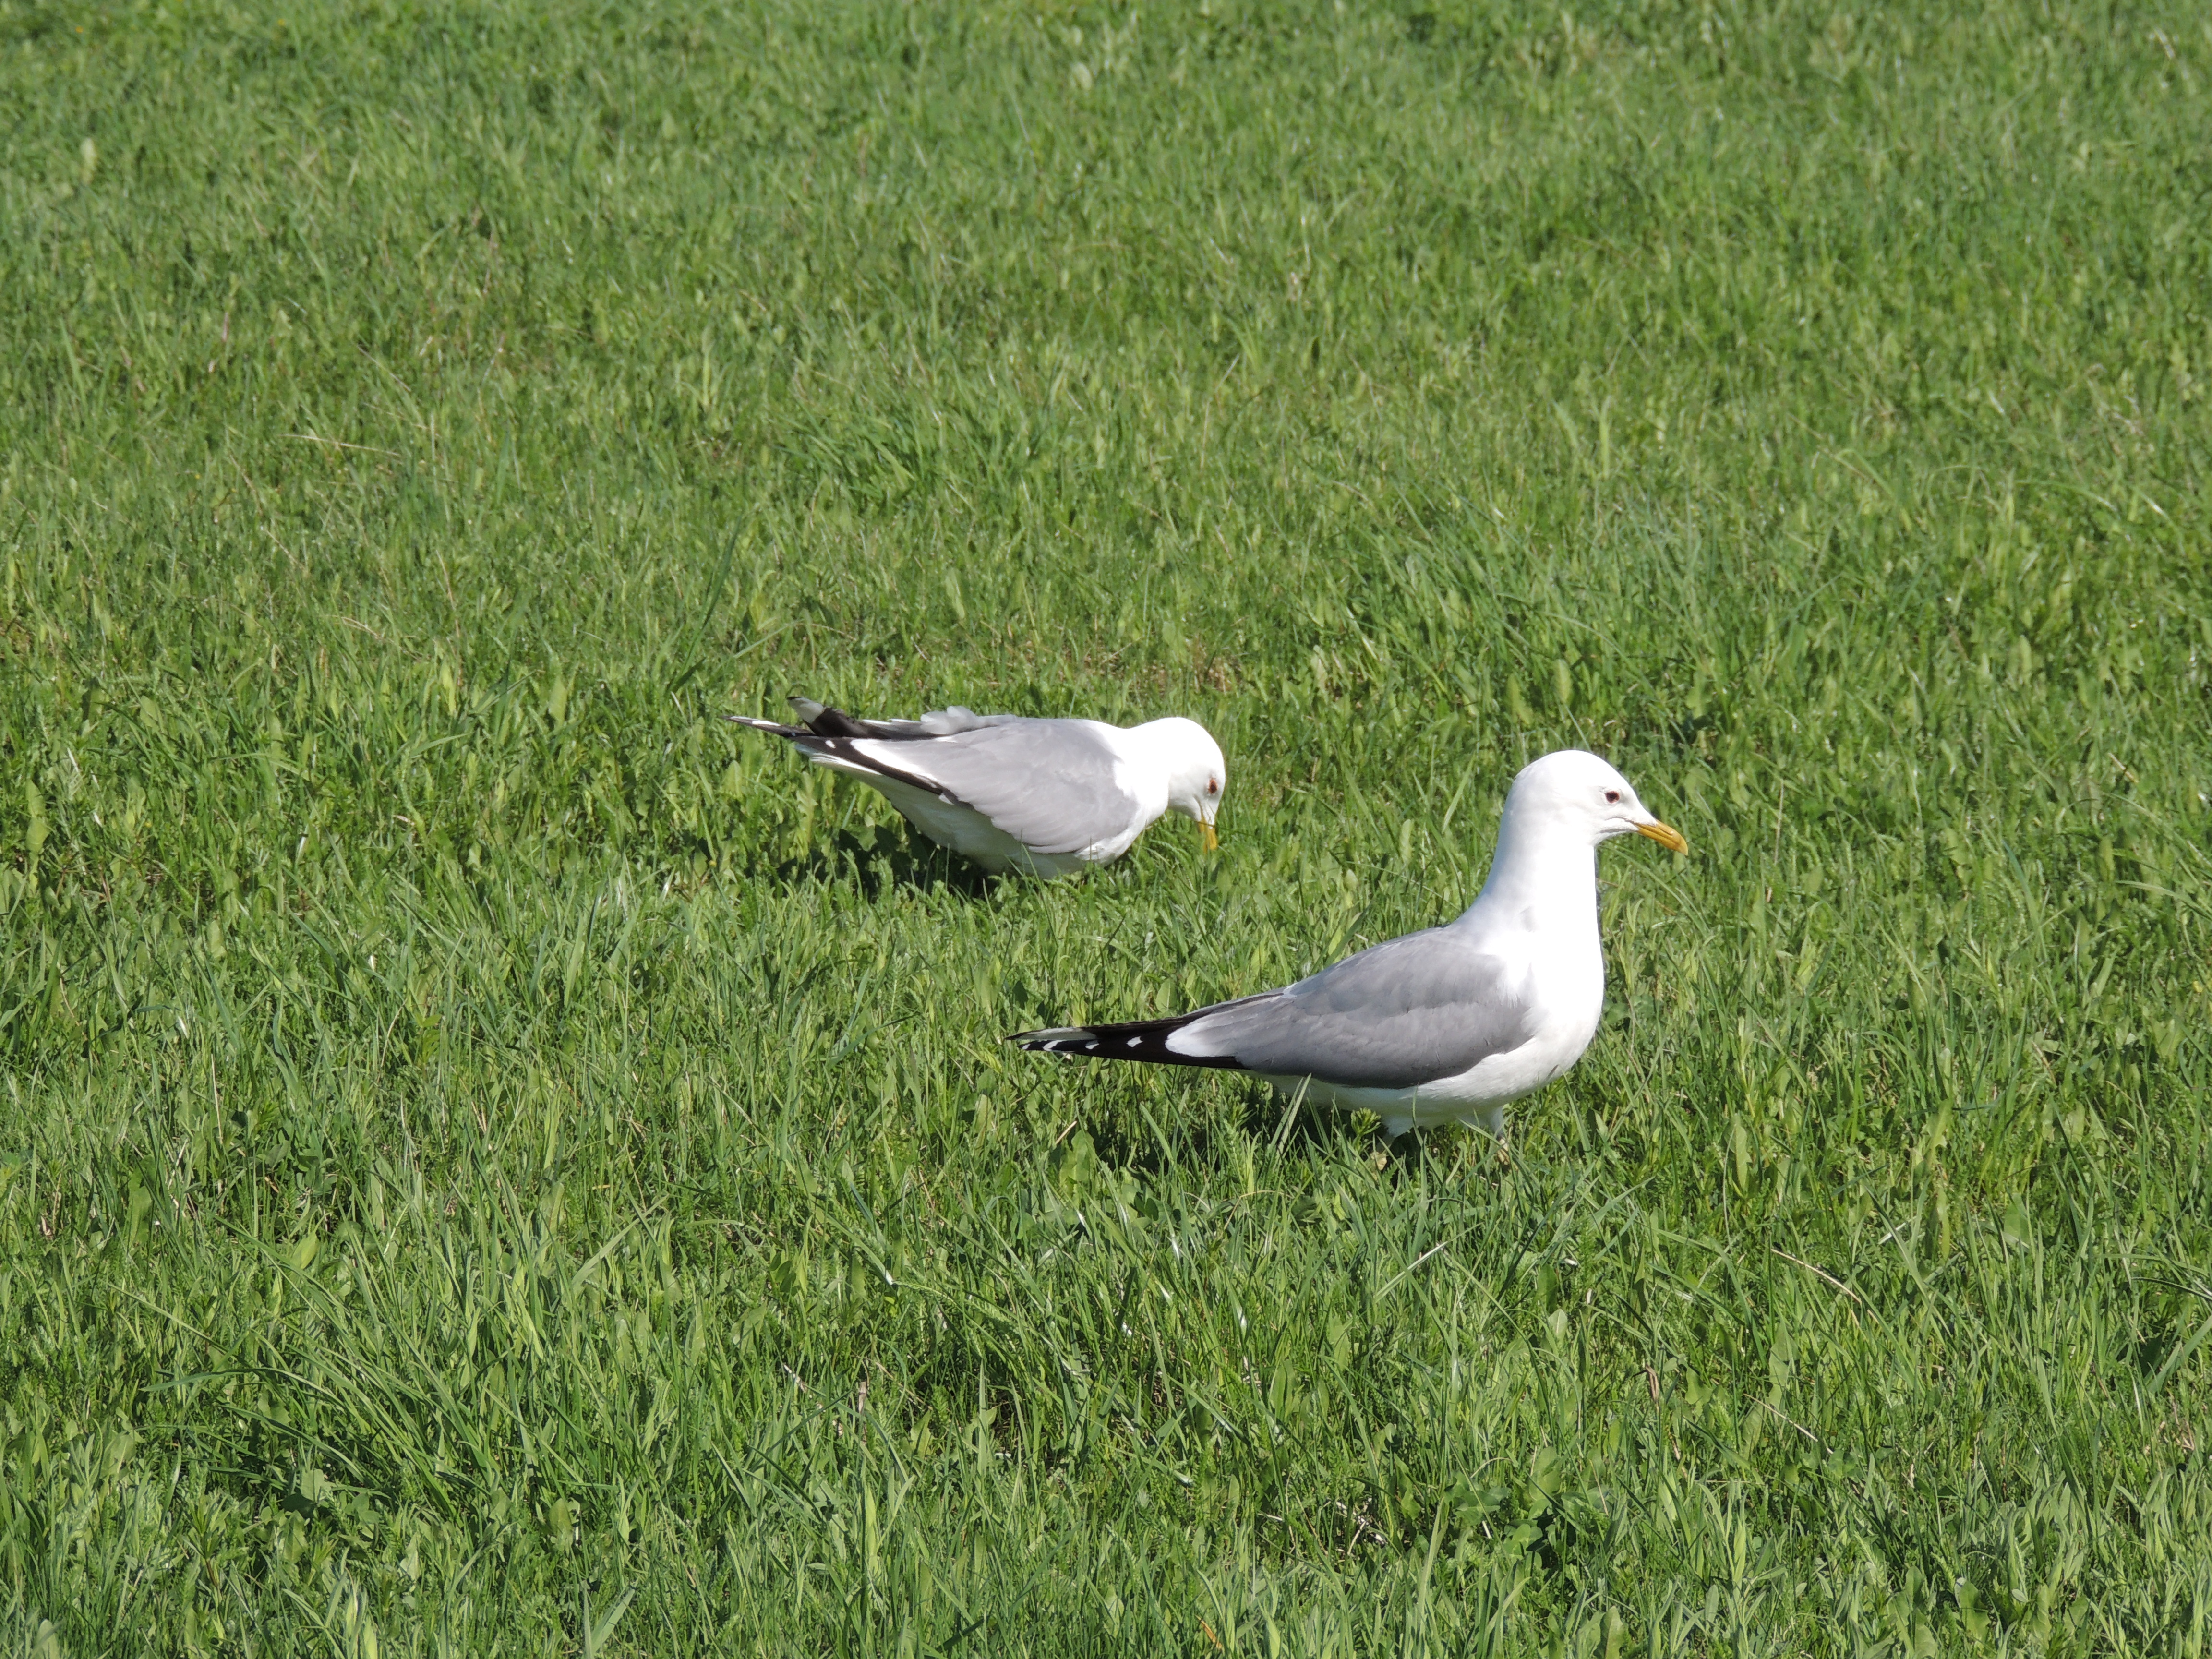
<box><xmin>4</xmin><ymin>0</ymin><xmax>2211</xmax><ymax>1651</ymax></box>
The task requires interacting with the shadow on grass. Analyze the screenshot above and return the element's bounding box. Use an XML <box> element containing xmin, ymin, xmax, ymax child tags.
<box><xmin>772</xmin><ymin>823</ymin><xmax>998</xmax><ymax>901</ymax></box>
<box><xmin>1067</xmin><ymin>1075</ymin><xmax>1502</xmax><ymax>1186</ymax></box>
<box><xmin>1227</xmin><ymin>1083</ymin><xmax>1511</xmax><ymax>1179</ymax></box>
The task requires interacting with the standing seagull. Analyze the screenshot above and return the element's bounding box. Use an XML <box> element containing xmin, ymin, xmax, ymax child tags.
<box><xmin>730</xmin><ymin>697</ymin><xmax>1227</xmax><ymax>877</ymax></box>
<box><xmin>1010</xmin><ymin>750</ymin><xmax>1685</xmax><ymax>1139</ymax></box>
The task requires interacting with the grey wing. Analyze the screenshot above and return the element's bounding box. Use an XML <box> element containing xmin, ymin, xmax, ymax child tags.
<box><xmin>1168</xmin><ymin>929</ymin><xmax>1534</xmax><ymax>1088</ymax></box>
<box><xmin>897</xmin><ymin>721</ymin><xmax>1138</xmax><ymax>855</ymax></box>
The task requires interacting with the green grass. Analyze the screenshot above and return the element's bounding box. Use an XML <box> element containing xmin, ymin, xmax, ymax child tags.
<box><xmin>3</xmin><ymin>0</ymin><xmax>2211</xmax><ymax>1650</ymax></box>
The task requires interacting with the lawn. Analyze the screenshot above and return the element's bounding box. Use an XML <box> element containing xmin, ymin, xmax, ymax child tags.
<box><xmin>3</xmin><ymin>0</ymin><xmax>2210</xmax><ymax>1651</ymax></box>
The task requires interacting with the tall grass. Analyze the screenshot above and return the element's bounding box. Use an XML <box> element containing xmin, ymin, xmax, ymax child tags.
<box><xmin>2</xmin><ymin>0</ymin><xmax>2209</xmax><ymax>1651</ymax></box>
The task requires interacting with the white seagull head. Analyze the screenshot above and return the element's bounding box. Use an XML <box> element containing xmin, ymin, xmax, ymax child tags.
<box><xmin>1136</xmin><ymin>716</ymin><xmax>1229</xmax><ymax>851</ymax></box>
<box><xmin>1504</xmin><ymin>749</ymin><xmax>1688</xmax><ymax>854</ymax></box>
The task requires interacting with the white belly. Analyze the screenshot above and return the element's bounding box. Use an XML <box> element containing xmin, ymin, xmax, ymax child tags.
<box><xmin>838</xmin><ymin>771</ymin><xmax>1138</xmax><ymax>877</ymax></box>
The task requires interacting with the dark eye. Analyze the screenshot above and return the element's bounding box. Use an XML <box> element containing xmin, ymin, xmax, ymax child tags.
<box><xmin>1604</xmin><ymin>790</ymin><xmax>1621</xmax><ymax>804</ymax></box>
<box><xmin>1207</xmin><ymin>778</ymin><xmax>1220</xmax><ymax>795</ymax></box>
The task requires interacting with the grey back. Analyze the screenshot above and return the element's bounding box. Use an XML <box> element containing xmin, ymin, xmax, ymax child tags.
<box><xmin>907</xmin><ymin>720</ymin><xmax>1137</xmax><ymax>855</ymax></box>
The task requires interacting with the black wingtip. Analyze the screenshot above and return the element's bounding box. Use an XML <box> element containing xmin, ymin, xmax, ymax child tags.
<box><xmin>1007</xmin><ymin>1016</ymin><xmax>1244</xmax><ymax>1069</ymax></box>
<box><xmin>1007</xmin><ymin>1028</ymin><xmax>1085</xmax><ymax>1053</ymax></box>
<box><xmin>799</xmin><ymin>703</ymin><xmax>877</xmax><ymax>739</ymax></box>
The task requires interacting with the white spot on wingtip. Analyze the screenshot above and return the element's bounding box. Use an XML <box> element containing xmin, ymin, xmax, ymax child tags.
<box><xmin>1084</xmin><ymin>1041</ymin><xmax>1099</xmax><ymax>1051</ymax></box>
<box><xmin>1126</xmin><ymin>1037</ymin><xmax>1142</xmax><ymax>1048</ymax></box>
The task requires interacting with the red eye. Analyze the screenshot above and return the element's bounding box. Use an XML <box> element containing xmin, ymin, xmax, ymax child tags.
<box><xmin>1604</xmin><ymin>790</ymin><xmax>1621</xmax><ymax>804</ymax></box>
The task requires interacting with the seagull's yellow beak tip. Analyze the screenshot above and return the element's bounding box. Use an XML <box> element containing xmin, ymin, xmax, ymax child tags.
<box><xmin>1200</xmin><ymin>822</ymin><xmax>1220</xmax><ymax>853</ymax></box>
<box><xmin>1636</xmin><ymin>820</ymin><xmax>1689</xmax><ymax>855</ymax></box>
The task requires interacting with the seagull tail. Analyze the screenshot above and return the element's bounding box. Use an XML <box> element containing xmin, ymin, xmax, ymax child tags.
<box><xmin>726</xmin><ymin>710</ymin><xmax>961</xmax><ymax>803</ymax></box>
<box><xmin>725</xmin><ymin>698</ymin><xmax>883</xmax><ymax>740</ymax></box>
<box><xmin>1007</xmin><ymin>1014</ymin><xmax>1245</xmax><ymax>1069</ymax></box>
<box><xmin>786</xmin><ymin>697</ymin><xmax>884</xmax><ymax>738</ymax></box>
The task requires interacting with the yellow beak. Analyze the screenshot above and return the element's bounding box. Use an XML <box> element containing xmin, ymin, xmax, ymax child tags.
<box><xmin>1635</xmin><ymin>819</ymin><xmax>1689</xmax><ymax>854</ymax></box>
<box><xmin>1199</xmin><ymin>821</ymin><xmax>1220</xmax><ymax>853</ymax></box>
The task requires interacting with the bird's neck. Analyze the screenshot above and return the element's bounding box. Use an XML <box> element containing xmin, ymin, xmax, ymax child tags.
<box><xmin>1461</xmin><ymin>815</ymin><xmax>1599</xmax><ymax>938</ymax></box>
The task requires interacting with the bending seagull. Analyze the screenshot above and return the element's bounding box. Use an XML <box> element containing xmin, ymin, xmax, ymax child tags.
<box><xmin>1011</xmin><ymin>750</ymin><xmax>1685</xmax><ymax>1139</ymax></box>
<box><xmin>730</xmin><ymin>697</ymin><xmax>1226</xmax><ymax>877</ymax></box>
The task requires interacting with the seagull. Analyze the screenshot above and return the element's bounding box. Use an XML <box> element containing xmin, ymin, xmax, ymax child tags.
<box><xmin>1010</xmin><ymin>749</ymin><xmax>1685</xmax><ymax>1139</ymax></box>
<box><xmin>729</xmin><ymin>697</ymin><xmax>1227</xmax><ymax>877</ymax></box>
